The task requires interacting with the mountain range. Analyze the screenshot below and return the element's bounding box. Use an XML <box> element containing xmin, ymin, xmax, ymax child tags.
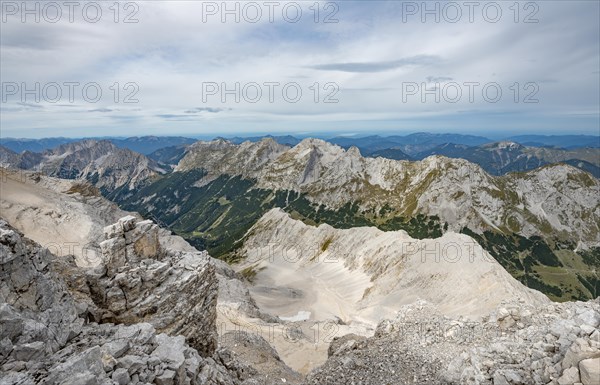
<box><xmin>411</xmin><ymin>142</ymin><xmax>600</xmax><ymax>177</ymax></box>
<box><xmin>4</xmin><ymin>133</ymin><xmax>598</xmax><ymax>177</ymax></box>
<box><xmin>1</xmin><ymin>136</ymin><xmax>197</xmax><ymax>155</ymax></box>
<box><xmin>1</xmin><ymin>167</ymin><xmax>598</xmax><ymax>384</ymax></box>
<box><xmin>1</xmin><ymin>135</ymin><xmax>599</xmax><ymax>302</ymax></box>
<box><xmin>0</xmin><ymin>140</ymin><xmax>165</xmax><ymax>200</ymax></box>
<box><xmin>126</xmin><ymin>138</ymin><xmax>599</xmax><ymax>301</ymax></box>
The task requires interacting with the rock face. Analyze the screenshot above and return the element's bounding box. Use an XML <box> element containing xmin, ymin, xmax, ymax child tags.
<box><xmin>0</xmin><ymin>221</ymin><xmax>82</xmax><ymax>361</ymax></box>
<box><xmin>579</xmin><ymin>357</ymin><xmax>600</xmax><ymax>385</ymax></box>
<box><xmin>0</xmin><ymin>220</ymin><xmax>246</xmax><ymax>385</ymax></box>
<box><xmin>304</xmin><ymin>299</ymin><xmax>600</xmax><ymax>385</ymax></box>
<box><xmin>68</xmin><ymin>216</ymin><xmax>219</xmax><ymax>357</ymax></box>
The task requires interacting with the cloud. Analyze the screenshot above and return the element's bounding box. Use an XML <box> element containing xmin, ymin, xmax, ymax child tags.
<box><xmin>0</xmin><ymin>1</ymin><xmax>598</xmax><ymax>137</ymax></box>
<box><xmin>156</xmin><ymin>114</ymin><xmax>190</xmax><ymax>119</ymax></box>
<box><xmin>308</xmin><ymin>55</ymin><xmax>441</xmax><ymax>73</ymax></box>
<box><xmin>16</xmin><ymin>102</ymin><xmax>43</xmax><ymax>109</ymax></box>
<box><xmin>184</xmin><ymin>107</ymin><xmax>227</xmax><ymax>114</ymax></box>
<box><xmin>88</xmin><ymin>108</ymin><xmax>113</xmax><ymax>113</ymax></box>
<box><xmin>426</xmin><ymin>76</ymin><xmax>453</xmax><ymax>83</ymax></box>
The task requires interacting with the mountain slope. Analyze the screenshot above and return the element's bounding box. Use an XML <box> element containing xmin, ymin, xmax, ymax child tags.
<box><xmin>148</xmin><ymin>144</ymin><xmax>190</xmax><ymax>167</ymax></box>
<box><xmin>109</xmin><ymin>135</ymin><xmax>197</xmax><ymax>154</ymax></box>
<box><xmin>0</xmin><ymin>168</ymin><xmax>130</xmax><ymax>265</ymax></box>
<box><xmin>1</xmin><ymin>140</ymin><xmax>166</xmax><ymax>199</ymax></box>
<box><xmin>234</xmin><ymin>208</ymin><xmax>549</xmax><ymax>321</ymax></box>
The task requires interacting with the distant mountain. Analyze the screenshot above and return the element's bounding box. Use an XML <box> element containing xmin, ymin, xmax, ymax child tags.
<box><xmin>1</xmin><ymin>140</ymin><xmax>165</xmax><ymax>199</ymax></box>
<box><xmin>0</xmin><ymin>145</ymin><xmax>21</xmax><ymax>166</ymax></box>
<box><xmin>1</xmin><ymin>136</ymin><xmax>196</xmax><ymax>155</ymax></box>
<box><xmin>506</xmin><ymin>135</ymin><xmax>600</xmax><ymax>149</ymax></box>
<box><xmin>148</xmin><ymin>144</ymin><xmax>191</xmax><ymax>167</ymax></box>
<box><xmin>328</xmin><ymin>133</ymin><xmax>492</xmax><ymax>155</ymax></box>
<box><xmin>176</xmin><ymin>138</ymin><xmax>290</xmax><ymax>177</ymax></box>
<box><xmin>109</xmin><ymin>136</ymin><xmax>197</xmax><ymax>154</ymax></box>
<box><xmin>0</xmin><ymin>137</ymin><xmax>78</xmax><ymax>153</ymax></box>
<box><xmin>0</xmin><ymin>146</ymin><xmax>44</xmax><ymax>169</ymax></box>
<box><xmin>414</xmin><ymin>141</ymin><xmax>600</xmax><ymax>177</ymax></box>
<box><xmin>399</xmin><ymin>132</ymin><xmax>493</xmax><ymax>146</ymax></box>
<box><xmin>327</xmin><ymin>135</ymin><xmax>408</xmax><ymax>153</ymax></box>
<box><xmin>367</xmin><ymin>148</ymin><xmax>413</xmax><ymax>160</ymax></box>
<box><xmin>4</xmin><ymin>133</ymin><xmax>598</xmax><ymax>155</ymax></box>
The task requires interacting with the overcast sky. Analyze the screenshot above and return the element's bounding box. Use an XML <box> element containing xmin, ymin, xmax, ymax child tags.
<box><xmin>1</xmin><ymin>0</ymin><xmax>599</xmax><ymax>138</ymax></box>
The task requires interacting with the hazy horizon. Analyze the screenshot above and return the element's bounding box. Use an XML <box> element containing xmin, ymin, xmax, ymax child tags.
<box><xmin>2</xmin><ymin>130</ymin><xmax>600</xmax><ymax>142</ymax></box>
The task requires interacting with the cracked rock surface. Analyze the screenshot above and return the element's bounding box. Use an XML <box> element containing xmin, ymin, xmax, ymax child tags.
<box><xmin>0</xmin><ymin>219</ymin><xmax>294</xmax><ymax>385</ymax></box>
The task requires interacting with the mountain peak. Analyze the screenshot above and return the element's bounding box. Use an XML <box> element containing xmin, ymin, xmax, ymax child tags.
<box><xmin>296</xmin><ymin>137</ymin><xmax>338</xmax><ymax>149</ymax></box>
<box><xmin>49</xmin><ymin>139</ymin><xmax>116</xmax><ymax>155</ymax></box>
<box><xmin>347</xmin><ymin>146</ymin><xmax>362</xmax><ymax>157</ymax></box>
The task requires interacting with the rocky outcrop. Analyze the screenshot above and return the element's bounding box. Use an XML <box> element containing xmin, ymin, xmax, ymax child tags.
<box><xmin>0</xmin><ymin>220</ymin><xmax>82</xmax><ymax>363</ymax></box>
<box><xmin>304</xmin><ymin>299</ymin><xmax>600</xmax><ymax>385</ymax></box>
<box><xmin>62</xmin><ymin>215</ymin><xmax>219</xmax><ymax>357</ymax></box>
<box><xmin>0</xmin><ymin>220</ymin><xmax>246</xmax><ymax>385</ymax></box>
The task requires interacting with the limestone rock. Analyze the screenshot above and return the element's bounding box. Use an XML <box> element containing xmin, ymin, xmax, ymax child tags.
<box><xmin>0</xmin><ymin>220</ymin><xmax>247</xmax><ymax>385</ymax></box>
<box><xmin>89</xmin><ymin>217</ymin><xmax>219</xmax><ymax>357</ymax></box>
<box><xmin>558</xmin><ymin>367</ymin><xmax>581</xmax><ymax>385</ymax></box>
<box><xmin>579</xmin><ymin>358</ymin><xmax>600</xmax><ymax>385</ymax></box>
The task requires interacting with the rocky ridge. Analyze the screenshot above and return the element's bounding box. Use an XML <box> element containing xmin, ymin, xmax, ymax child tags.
<box><xmin>175</xmin><ymin>138</ymin><xmax>289</xmax><ymax>179</ymax></box>
<box><xmin>0</xmin><ymin>216</ymin><xmax>301</xmax><ymax>384</ymax></box>
<box><xmin>0</xmin><ymin>219</ymin><xmax>225</xmax><ymax>384</ymax></box>
<box><xmin>175</xmin><ymin>138</ymin><xmax>600</xmax><ymax>247</ymax></box>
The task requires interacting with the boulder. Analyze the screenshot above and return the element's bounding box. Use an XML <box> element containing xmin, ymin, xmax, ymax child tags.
<box><xmin>579</xmin><ymin>358</ymin><xmax>600</xmax><ymax>385</ymax></box>
<box><xmin>558</xmin><ymin>367</ymin><xmax>581</xmax><ymax>385</ymax></box>
<box><xmin>563</xmin><ymin>338</ymin><xmax>600</xmax><ymax>370</ymax></box>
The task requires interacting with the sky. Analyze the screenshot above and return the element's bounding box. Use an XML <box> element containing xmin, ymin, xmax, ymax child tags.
<box><xmin>1</xmin><ymin>0</ymin><xmax>599</xmax><ymax>138</ymax></box>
